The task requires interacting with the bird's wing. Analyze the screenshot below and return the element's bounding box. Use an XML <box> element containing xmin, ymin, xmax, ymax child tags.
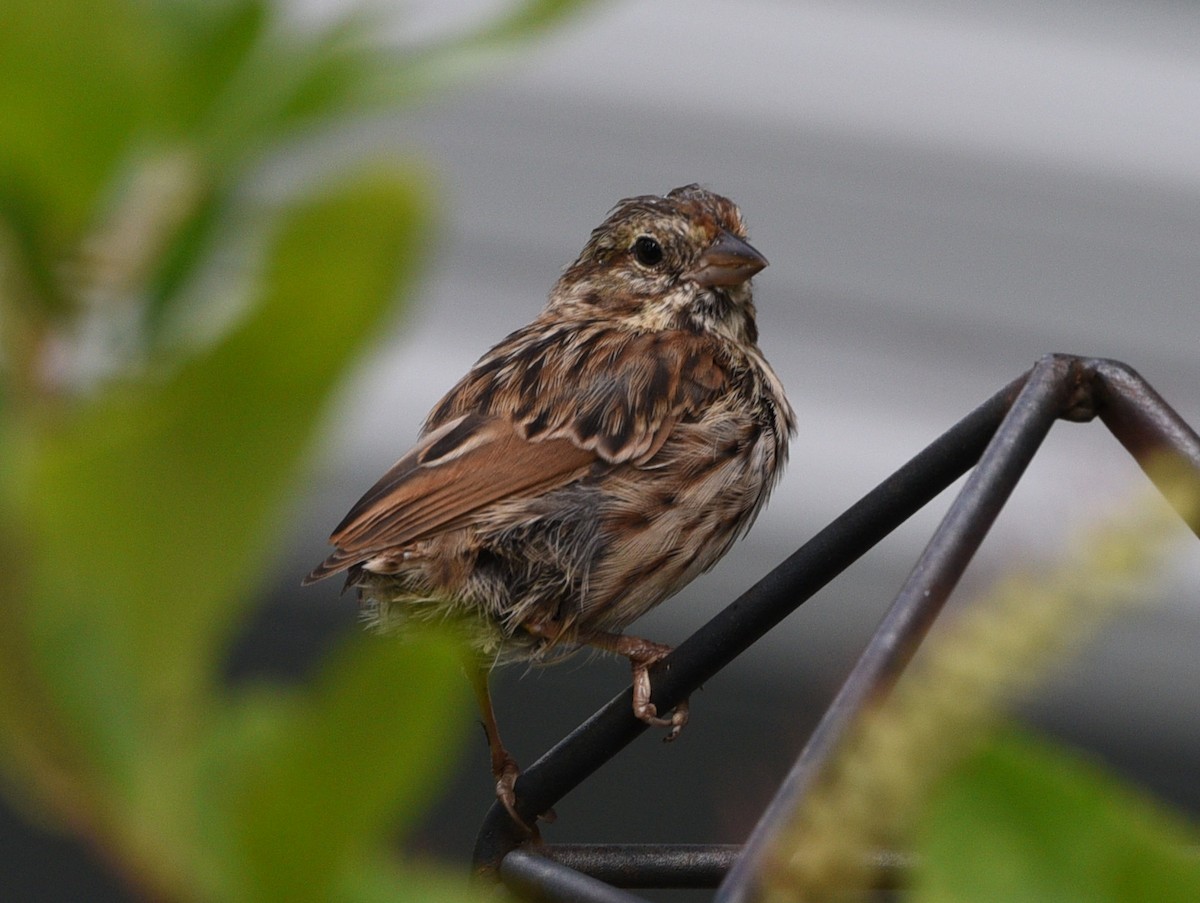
<box><xmin>305</xmin><ymin>328</ymin><xmax>730</xmax><ymax>584</ymax></box>
<box><xmin>303</xmin><ymin>413</ymin><xmax>595</xmax><ymax>583</ymax></box>
<box><xmin>428</xmin><ymin>324</ymin><xmax>730</xmax><ymax>464</ymax></box>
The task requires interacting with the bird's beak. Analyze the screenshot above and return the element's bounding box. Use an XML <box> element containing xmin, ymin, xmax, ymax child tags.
<box><xmin>688</xmin><ymin>229</ymin><xmax>768</xmax><ymax>287</ymax></box>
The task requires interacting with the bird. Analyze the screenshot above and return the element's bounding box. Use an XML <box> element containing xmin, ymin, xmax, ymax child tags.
<box><xmin>304</xmin><ymin>184</ymin><xmax>795</xmax><ymax>830</ymax></box>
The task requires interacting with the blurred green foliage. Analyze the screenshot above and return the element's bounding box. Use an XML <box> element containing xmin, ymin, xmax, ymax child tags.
<box><xmin>0</xmin><ymin>0</ymin><xmax>592</xmax><ymax>899</ymax></box>
<box><xmin>916</xmin><ymin>728</ymin><xmax>1200</xmax><ymax>903</ymax></box>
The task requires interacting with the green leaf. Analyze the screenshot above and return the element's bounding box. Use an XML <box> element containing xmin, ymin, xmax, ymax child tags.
<box><xmin>468</xmin><ymin>0</ymin><xmax>604</xmax><ymax>45</ymax></box>
<box><xmin>366</xmin><ymin>0</ymin><xmax>603</xmax><ymax>106</ymax></box>
<box><xmin>215</xmin><ymin>630</ymin><xmax>469</xmax><ymax>901</ymax></box>
<box><xmin>20</xmin><ymin>164</ymin><xmax>433</xmax><ymax>806</ymax></box>
<box><xmin>334</xmin><ymin>854</ymin><xmax>481</xmax><ymax>903</ymax></box>
<box><xmin>152</xmin><ymin>0</ymin><xmax>272</xmax><ymax>135</ymax></box>
<box><xmin>194</xmin><ymin>14</ymin><xmax>378</xmax><ymax>169</ymax></box>
<box><xmin>0</xmin><ymin>0</ymin><xmax>171</xmax><ymax>243</ymax></box>
<box><xmin>914</xmin><ymin>728</ymin><xmax>1200</xmax><ymax>903</ymax></box>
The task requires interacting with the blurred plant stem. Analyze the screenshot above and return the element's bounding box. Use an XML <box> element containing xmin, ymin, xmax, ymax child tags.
<box><xmin>0</xmin><ymin>0</ymin><xmax>596</xmax><ymax>899</ymax></box>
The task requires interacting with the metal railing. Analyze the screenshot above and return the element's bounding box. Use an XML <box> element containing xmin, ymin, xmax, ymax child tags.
<box><xmin>471</xmin><ymin>354</ymin><xmax>1200</xmax><ymax>901</ymax></box>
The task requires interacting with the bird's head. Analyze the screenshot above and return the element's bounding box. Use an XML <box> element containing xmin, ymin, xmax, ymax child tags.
<box><xmin>551</xmin><ymin>184</ymin><xmax>767</xmax><ymax>343</ymax></box>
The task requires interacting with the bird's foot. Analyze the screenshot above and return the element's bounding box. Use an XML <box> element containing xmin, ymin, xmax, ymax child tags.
<box><xmin>626</xmin><ymin>639</ymin><xmax>690</xmax><ymax>742</ymax></box>
<box><xmin>494</xmin><ymin>754</ymin><xmax>555</xmax><ymax>837</ymax></box>
<box><xmin>571</xmin><ymin>629</ymin><xmax>692</xmax><ymax>741</ymax></box>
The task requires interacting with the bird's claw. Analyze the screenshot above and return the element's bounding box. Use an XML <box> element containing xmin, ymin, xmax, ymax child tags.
<box><xmin>494</xmin><ymin>759</ymin><xmax>533</xmax><ymax>835</ymax></box>
<box><xmin>495</xmin><ymin>758</ymin><xmax>555</xmax><ymax>836</ymax></box>
<box><xmin>631</xmin><ymin>652</ymin><xmax>690</xmax><ymax>741</ymax></box>
<box><xmin>662</xmin><ymin>698</ymin><xmax>689</xmax><ymax>742</ymax></box>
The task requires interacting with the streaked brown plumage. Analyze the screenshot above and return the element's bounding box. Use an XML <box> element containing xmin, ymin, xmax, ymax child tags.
<box><xmin>305</xmin><ymin>184</ymin><xmax>794</xmax><ymax>827</ymax></box>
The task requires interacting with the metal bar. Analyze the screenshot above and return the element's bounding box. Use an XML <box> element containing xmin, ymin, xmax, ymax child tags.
<box><xmin>500</xmin><ymin>849</ymin><xmax>649</xmax><ymax>903</ymax></box>
<box><xmin>1091</xmin><ymin>358</ymin><xmax>1200</xmax><ymax>536</ymax></box>
<box><xmin>715</xmin><ymin>354</ymin><xmax>1075</xmax><ymax>903</ymax></box>
<box><xmin>537</xmin><ymin>844</ymin><xmax>741</xmax><ymax>888</ymax></box>
<box><xmin>530</xmin><ymin>844</ymin><xmax>912</xmax><ymax>890</ymax></box>
<box><xmin>472</xmin><ymin>371</ymin><xmax>1029</xmax><ymax>874</ymax></box>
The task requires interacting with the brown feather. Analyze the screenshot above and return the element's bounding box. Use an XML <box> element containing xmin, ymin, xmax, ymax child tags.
<box><xmin>430</xmin><ymin>323</ymin><xmax>731</xmax><ymax>465</ymax></box>
<box><xmin>304</xmin><ymin>416</ymin><xmax>595</xmax><ymax>582</ymax></box>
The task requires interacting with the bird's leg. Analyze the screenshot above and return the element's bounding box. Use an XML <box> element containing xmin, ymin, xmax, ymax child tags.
<box><xmin>466</xmin><ymin>662</ymin><xmax>523</xmax><ymax>826</ymax></box>
<box><xmin>466</xmin><ymin>661</ymin><xmax>554</xmax><ymax>835</ymax></box>
<box><xmin>576</xmin><ymin>628</ymin><xmax>690</xmax><ymax>742</ymax></box>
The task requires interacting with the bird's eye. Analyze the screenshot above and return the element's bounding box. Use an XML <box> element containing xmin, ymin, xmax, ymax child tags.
<box><xmin>632</xmin><ymin>235</ymin><xmax>664</xmax><ymax>267</ymax></box>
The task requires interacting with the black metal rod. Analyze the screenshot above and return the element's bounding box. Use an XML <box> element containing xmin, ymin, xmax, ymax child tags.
<box><xmin>501</xmin><ymin>849</ymin><xmax>649</xmax><ymax>903</ymax></box>
<box><xmin>537</xmin><ymin>844</ymin><xmax>741</xmax><ymax>888</ymax></box>
<box><xmin>472</xmin><ymin>372</ymin><xmax>1029</xmax><ymax>874</ymax></box>
<box><xmin>530</xmin><ymin>844</ymin><xmax>912</xmax><ymax>890</ymax></box>
<box><xmin>1092</xmin><ymin>358</ymin><xmax>1200</xmax><ymax>536</ymax></box>
<box><xmin>715</xmin><ymin>354</ymin><xmax>1074</xmax><ymax>903</ymax></box>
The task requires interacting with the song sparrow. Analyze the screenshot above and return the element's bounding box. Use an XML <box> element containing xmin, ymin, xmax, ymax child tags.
<box><xmin>305</xmin><ymin>184</ymin><xmax>794</xmax><ymax>828</ymax></box>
